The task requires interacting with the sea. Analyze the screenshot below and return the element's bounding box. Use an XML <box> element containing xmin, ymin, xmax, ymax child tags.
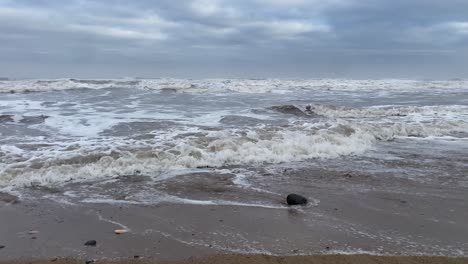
<box><xmin>0</xmin><ymin>78</ymin><xmax>467</xmax><ymax>207</ymax></box>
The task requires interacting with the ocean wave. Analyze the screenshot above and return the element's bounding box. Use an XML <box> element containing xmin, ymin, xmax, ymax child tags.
<box><xmin>307</xmin><ymin>104</ymin><xmax>468</xmax><ymax>119</ymax></box>
<box><xmin>1</xmin><ymin>113</ymin><xmax>466</xmax><ymax>187</ymax></box>
<box><xmin>1</xmin><ymin>78</ymin><xmax>468</xmax><ymax>94</ymax></box>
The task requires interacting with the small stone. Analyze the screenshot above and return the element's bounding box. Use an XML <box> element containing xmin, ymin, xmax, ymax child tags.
<box><xmin>325</xmin><ymin>246</ymin><xmax>331</xmax><ymax>250</ymax></box>
<box><xmin>292</xmin><ymin>249</ymin><xmax>299</xmax><ymax>253</ymax></box>
<box><xmin>84</xmin><ymin>240</ymin><xmax>97</xmax><ymax>247</ymax></box>
<box><xmin>0</xmin><ymin>245</ymin><xmax>5</xmax><ymax>249</ymax></box>
<box><xmin>286</xmin><ymin>193</ymin><xmax>308</xmax><ymax>206</ymax></box>
<box><xmin>114</xmin><ymin>229</ymin><xmax>128</xmax><ymax>235</ymax></box>
<box><xmin>134</xmin><ymin>255</ymin><xmax>140</xmax><ymax>259</ymax></box>
<box><xmin>85</xmin><ymin>260</ymin><xmax>95</xmax><ymax>264</ymax></box>
<box><xmin>400</xmin><ymin>200</ymin><xmax>408</xmax><ymax>204</ymax></box>
<box><xmin>31</xmin><ymin>236</ymin><xmax>37</xmax><ymax>240</ymax></box>
<box><xmin>51</xmin><ymin>257</ymin><xmax>58</xmax><ymax>262</ymax></box>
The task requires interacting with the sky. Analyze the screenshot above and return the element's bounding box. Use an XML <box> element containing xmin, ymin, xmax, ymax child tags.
<box><xmin>0</xmin><ymin>0</ymin><xmax>467</xmax><ymax>79</ymax></box>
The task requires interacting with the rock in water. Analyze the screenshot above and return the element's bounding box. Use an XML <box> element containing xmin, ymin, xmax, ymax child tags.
<box><xmin>84</xmin><ymin>240</ymin><xmax>97</xmax><ymax>247</ymax></box>
<box><xmin>286</xmin><ymin>194</ymin><xmax>308</xmax><ymax>205</ymax></box>
<box><xmin>270</xmin><ymin>105</ymin><xmax>307</xmax><ymax>116</ymax></box>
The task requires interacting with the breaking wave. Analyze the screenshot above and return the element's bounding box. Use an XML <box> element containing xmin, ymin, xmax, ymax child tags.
<box><xmin>1</xmin><ymin>78</ymin><xmax>468</xmax><ymax>94</ymax></box>
<box><xmin>0</xmin><ymin>124</ymin><xmax>373</xmax><ymax>186</ymax></box>
<box><xmin>1</xmin><ymin>106</ymin><xmax>467</xmax><ymax>187</ymax></box>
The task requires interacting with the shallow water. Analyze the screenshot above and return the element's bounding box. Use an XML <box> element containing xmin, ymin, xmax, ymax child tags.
<box><xmin>0</xmin><ymin>78</ymin><xmax>467</xmax><ymax>206</ymax></box>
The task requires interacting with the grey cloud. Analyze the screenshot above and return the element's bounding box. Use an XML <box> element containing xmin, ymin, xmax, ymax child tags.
<box><xmin>0</xmin><ymin>0</ymin><xmax>467</xmax><ymax>78</ymax></box>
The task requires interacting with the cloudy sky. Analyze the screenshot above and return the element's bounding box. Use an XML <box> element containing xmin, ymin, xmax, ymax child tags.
<box><xmin>1</xmin><ymin>0</ymin><xmax>467</xmax><ymax>79</ymax></box>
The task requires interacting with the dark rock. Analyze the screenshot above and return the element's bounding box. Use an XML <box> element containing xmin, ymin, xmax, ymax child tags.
<box><xmin>51</xmin><ymin>257</ymin><xmax>58</xmax><ymax>262</ymax></box>
<box><xmin>286</xmin><ymin>194</ymin><xmax>308</xmax><ymax>205</ymax></box>
<box><xmin>85</xmin><ymin>260</ymin><xmax>95</xmax><ymax>264</ymax></box>
<box><xmin>0</xmin><ymin>245</ymin><xmax>5</xmax><ymax>249</ymax></box>
<box><xmin>84</xmin><ymin>240</ymin><xmax>97</xmax><ymax>247</ymax></box>
<box><xmin>133</xmin><ymin>255</ymin><xmax>140</xmax><ymax>259</ymax></box>
<box><xmin>270</xmin><ymin>105</ymin><xmax>308</xmax><ymax>117</ymax></box>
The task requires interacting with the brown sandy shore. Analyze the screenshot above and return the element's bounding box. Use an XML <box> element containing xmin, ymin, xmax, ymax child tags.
<box><xmin>2</xmin><ymin>255</ymin><xmax>468</xmax><ymax>264</ymax></box>
<box><xmin>1</xmin><ymin>167</ymin><xmax>467</xmax><ymax>262</ymax></box>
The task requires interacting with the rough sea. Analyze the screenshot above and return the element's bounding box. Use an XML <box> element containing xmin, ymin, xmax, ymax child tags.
<box><xmin>1</xmin><ymin>78</ymin><xmax>467</xmax><ymax>207</ymax></box>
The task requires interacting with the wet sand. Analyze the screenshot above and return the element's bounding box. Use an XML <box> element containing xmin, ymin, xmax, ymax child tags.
<box><xmin>2</xmin><ymin>254</ymin><xmax>468</xmax><ymax>264</ymax></box>
<box><xmin>1</xmin><ymin>167</ymin><xmax>467</xmax><ymax>262</ymax></box>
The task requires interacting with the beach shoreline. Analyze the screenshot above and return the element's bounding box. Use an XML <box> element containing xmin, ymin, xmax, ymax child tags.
<box><xmin>2</xmin><ymin>254</ymin><xmax>468</xmax><ymax>264</ymax></box>
<box><xmin>1</xmin><ymin>166</ymin><xmax>467</xmax><ymax>262</ymax></box>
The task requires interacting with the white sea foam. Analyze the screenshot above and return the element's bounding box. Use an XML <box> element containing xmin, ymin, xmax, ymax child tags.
<box><xmin>0</xmin><ymin>124</ymin><xmax>374</xmax><ymax>186</ymax></box>
<box><xmin>309</xmin><ymin>104</ymin><xmax>468</xmax><ymax>120</ymax></box>
<box><xmin>1</xmin><ymin>78</ymin><xmax>468</xmax><ymax>94</ymax></box>
<box><xmin>2</xmin><ymin>112</ymin><xmax>466</xmax><ymax>187</ymax></box>
<box><xmin>81</xmin><ymin>194</ymin><xmax>291</xmax><ymax>209</ymax></box>
<box><xmin>1</xmin><ymin>79</ymin><xmax>467</xmax><ymax>189</ymax></box>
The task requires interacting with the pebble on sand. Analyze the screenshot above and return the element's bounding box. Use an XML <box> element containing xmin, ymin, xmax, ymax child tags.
<box><xmin>114</xmin><ymin>229</ymin><xmax>128</xmax><ymax>235</ymax></box>
<box><xmin>84</xmin><ymin>240</ymin><xmax>97</xmax><ymax>247</ymax></box>
<box><xmin>286</xmin><ymin>193</ymin><xmax>308</xmax><ymax>205</ymax></box>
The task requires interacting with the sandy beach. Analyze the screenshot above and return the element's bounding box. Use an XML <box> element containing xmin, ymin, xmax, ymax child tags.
<box><xmin>2</xmin><ymin>0</ymin><xmax>468</xmax><ymax>262</ymax></box>
<box><xmin>1</xmin><ymin>78</ymin><xmax>467</xmax><ymax>263</ymax></box>
<box><xmin>1</xmin><ymin>166</ymin><xmax>467</xmax><ymax>262</ymax></box>
<box><xmin>2</xmin><ymin>255</ymin><xmax>468</xmax><ymax>264</ymax></box>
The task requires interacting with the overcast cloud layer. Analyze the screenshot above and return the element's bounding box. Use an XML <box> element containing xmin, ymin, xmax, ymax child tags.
<box><xmin>1</xmin><ymin>0</ymin><xmax>467</xmax><ymax>78</ymax></box>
